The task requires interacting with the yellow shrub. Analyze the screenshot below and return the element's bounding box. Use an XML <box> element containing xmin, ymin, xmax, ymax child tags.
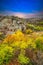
<box><xmin>20</xmin><ymin>41</ymin><xmax>28</xmax><ymax>49</ymax></box>
<box><xmin>25</xmin><ymin>29</ymin><xmax>33</xmax><ymax>34</ymax></box>
<box><xmin>0</xmin><ymin>32</ymin><xmax>3</xmax><ymax>35</ymax></box>
<box><xmin>3</xmin><ymin>30</ymin><xmax>37</xmax><ymax>49</ymax></box>
<box><xmin>3</xmin><ymin>30</ymin><xmax>26</xmax><ymax>43</ymax></box>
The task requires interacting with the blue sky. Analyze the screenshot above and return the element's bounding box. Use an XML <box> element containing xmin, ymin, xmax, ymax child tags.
<box><xmin>0</xmin><ymin>0</ymin><xmax>43</xmax><ymax>13</ymax></box>
<box><xmin>0</xmin><ymin>0</ymin><xmax>43</xmax><ymax>18</ymax></box>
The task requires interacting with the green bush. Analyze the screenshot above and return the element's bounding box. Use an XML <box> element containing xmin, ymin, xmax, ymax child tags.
<box><xmin>0</xmin><ymin>44</ymin><xmax>14</xmax><ymax>65</ymax></box>
<box><xmin>26</xmin><ymin>23</ymin><xmax>43</xmax><ymax>31</ymax></box>
<box><xmin>18</xmin><ymin>53</ymin><xmax>30</xmax><ymax>65</ymax></box>
<box><xmin>35</xmin><ymin>37</ymin><xmax>43</xmax><ymax>51</ymax></box>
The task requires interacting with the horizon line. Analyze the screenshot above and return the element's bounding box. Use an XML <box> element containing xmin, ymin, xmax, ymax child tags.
<box><xmin>0</xmin><ymin>11</ymin><xmax>43</xmax><ymax>18</ymax></box>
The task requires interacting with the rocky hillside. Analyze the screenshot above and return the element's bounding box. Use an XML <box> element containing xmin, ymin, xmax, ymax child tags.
<box><xmin>0</xmin><ymin>16</ymin><xmax>43</xmax><ymax>65</ymax></box>
<box><xmin>0</xmin><ymin>16</ymin><xmax>43</xmax><ymax>35</ymax></box>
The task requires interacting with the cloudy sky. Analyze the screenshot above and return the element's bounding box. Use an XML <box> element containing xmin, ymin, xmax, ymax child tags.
<box><xmin>0</xmin><ymin>0</ymin><xmax>43</xmax><ymax>18</ymax></box>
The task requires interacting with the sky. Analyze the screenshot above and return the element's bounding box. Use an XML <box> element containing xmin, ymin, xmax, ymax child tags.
<box><xmin>0</xmin><ymin>0</ymin><xmax>43</xmax><ymax>18</ymax></box>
